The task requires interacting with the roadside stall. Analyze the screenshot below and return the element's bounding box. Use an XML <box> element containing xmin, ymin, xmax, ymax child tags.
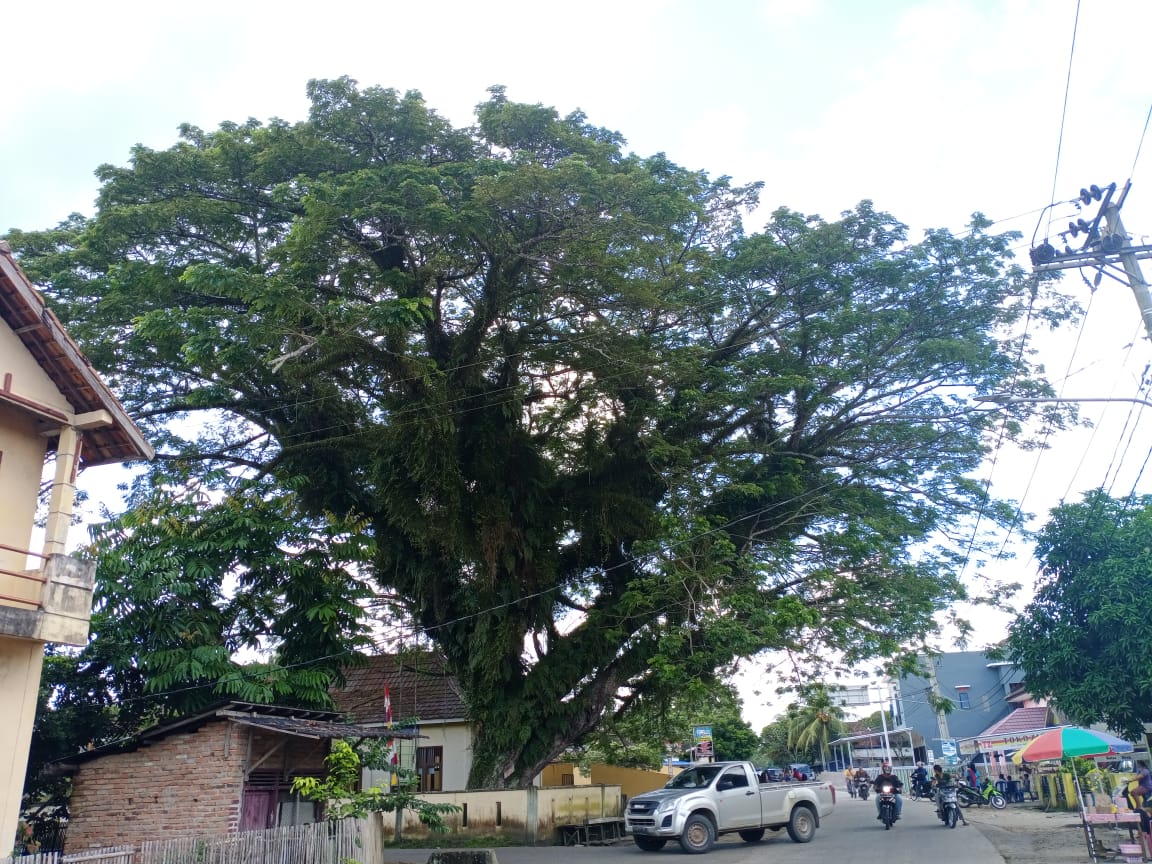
<box><xmin>1012</xmin><ymin>726</ymin><xmax>1142</xmax><ymax>864</ymax></box>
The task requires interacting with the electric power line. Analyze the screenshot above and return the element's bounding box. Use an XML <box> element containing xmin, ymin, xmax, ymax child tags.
<box><xmin>1047</xmin><ymin>0</ymin><xmax>1082</xmax><ymax>213</ymax></box>
<box><xmin>1130</xmin><ymin>100</ymin><xmax>1152</xmax><ymax>181</ymax></box>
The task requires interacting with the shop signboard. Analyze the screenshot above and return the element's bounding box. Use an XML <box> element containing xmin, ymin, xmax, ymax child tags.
<box><xmin>693</xmin><ymin>725</ymin><xmax>714</xmax><ymax>759</ymax></box>
<box><xmin>940</xmin><ymin>738</ymin><xmax>959</xmax><ymax>765</ymax></box>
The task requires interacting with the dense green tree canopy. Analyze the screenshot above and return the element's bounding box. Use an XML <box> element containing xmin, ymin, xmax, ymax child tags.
<box><xmin>573</xmin><ymin>680</ymin><xmax>757</xmax><ymax>768</ymax></box>
<box><xmin>1008</xmin><ymin>489</ymin><xmax>1152</xmax><ymax>742</ymax></box>
<box><xmin>9</xmin><ymin>77</ymin><xmax>1072</xmax><ymax>788</ymax></box>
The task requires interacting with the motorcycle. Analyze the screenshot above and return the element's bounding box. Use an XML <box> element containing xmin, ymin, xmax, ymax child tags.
<box><xmin>857</xmin><ymin>778</ymin><xmax>870</xmax><ymax>801</ymax></box>
<box><xmin>878</xmin><ymin>784</ymin><xmax>898</xmax><ymax>829</ymax></box>
<box><xmin>937</xmin><ymin>783</ymin><xmax>960</xmax><ymax>828</ymax></box>
<box><xmin>908</xmin><ymin>776</ymin><xmax>934</xmax><ymax>801</ymax></box>
<box><xmin>957</xmin><ymin>777</ymin><xmax>1007</xmax><ymax>809</ymax></box>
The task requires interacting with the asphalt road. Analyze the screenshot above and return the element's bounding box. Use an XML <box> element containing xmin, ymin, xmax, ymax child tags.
<box><xmin>382</xmin><ymin>791</ymin><xmax>1008</xmax><ymax>863</ymax></box>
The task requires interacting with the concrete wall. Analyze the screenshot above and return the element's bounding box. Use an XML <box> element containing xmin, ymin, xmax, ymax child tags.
<box><xmin>899</xmin><ymin>652</ymin><xmax>1013</xmax><ymax>753</ymax></box>
<box><xmin>0</xmin><ymin>405</ymin><xmax>46</xmax><ymax>604</ymax></box>
<box><xmin>376</xmin><ymin>784</ymin><xmax>623</xmax><ymax>845</ymax></box>
<box><xmin>0</xmin><ymin>639</ymin><xmax>45</xmax><ymax>854</ymax></box>
<box><xmin>538</xmin><ymin>763</ymin><xmax>590</xmax><ymax>787</ymax></box>
<box><xmin>588</xmin><ymin>764</ymin><xmax>670</xmax><ymax>799</ymax></box>
<box><xmin>0</xmin><ymin>317</ymin><xmax>74</xmax><ymax>417</ymax></box>
<box><xmin>537</xmin><ymin>763</ymin><xmax>671</xmax><ymax>798</ymax></box>
<box><xmin>0</xmin><ymin>387</ymin><xmax>52</xmax><ymax>852</ymax></box>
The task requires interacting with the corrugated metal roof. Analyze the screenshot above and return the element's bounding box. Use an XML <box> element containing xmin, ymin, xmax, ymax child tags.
<box><xmin>52</xmin><ymin>701</ymin><xmax>415</xmax><ymax>770</ymax></box>
<box><xmin>217</xmin><ymin>710</ymin><xmax>423</xmax><ymax>740</ymax></box>
<box><xmin>333</xmin><ymin>652</ymin><xmax>467</xmax><ymax>724</ymax></box>
<box><xmin>0</xmin><ymin>242</ymin><xmax>153</xmax><ymax>466</ymax></box>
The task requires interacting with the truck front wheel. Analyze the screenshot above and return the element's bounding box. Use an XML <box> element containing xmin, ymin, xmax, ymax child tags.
<box><xmin>787</xmin><ymin>804</ymin><xmax>817</xmax><ymax>843</ymax></box>
<box><xmin>739</xmin><ymin>828</ymin><xmax>765</xmax><ymax>843</ymax></box>
<box><xmin>633</xmin><ymin>836</ymin><xmax>667</xmax><ymax>851</ymax></box>
<box><xmin>679</xmin><ymin>814</ymin><xmax>716</xmax><ymax>854</ymax></box>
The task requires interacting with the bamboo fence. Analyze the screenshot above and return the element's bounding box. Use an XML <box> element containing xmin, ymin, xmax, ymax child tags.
<box><xmin>5</xmin><ymin>818</ymin><xmax>379</xmax><ymax>864</ymax></box>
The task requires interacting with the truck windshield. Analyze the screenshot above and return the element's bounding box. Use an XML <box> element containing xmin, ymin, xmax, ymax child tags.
<box><xmin>666</xmin><ymin>766</ymin><xmax>724</xmax><ymax>789</ymax></box>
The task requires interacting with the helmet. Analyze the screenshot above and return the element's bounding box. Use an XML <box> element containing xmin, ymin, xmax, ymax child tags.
<box><xmin>917</xmin><ymin>761</ymin><xmax>924</xmax><ymax>767</ymax></box>
<box><xmin>882</xmin><ymin>762</ymin><xmax>891</xmax><ymax>770</ymax></box>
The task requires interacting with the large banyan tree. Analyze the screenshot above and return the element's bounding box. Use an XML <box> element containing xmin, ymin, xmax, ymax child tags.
<box><xmin>9</xmin><ymin>78</ymin><xmax>1072</xmax><ymax>788</ymax></box>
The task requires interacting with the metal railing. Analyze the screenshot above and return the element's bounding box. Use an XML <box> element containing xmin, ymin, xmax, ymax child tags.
<box><xmin>0</xmin><ymin>542</ymin><xmax>47</xmax><ymax>608</ymax></box>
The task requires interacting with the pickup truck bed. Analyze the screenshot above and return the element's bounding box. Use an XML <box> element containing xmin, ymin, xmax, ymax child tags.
<box><xmin>625</xmin><ymin>761</ymin><xmax>837</xmax><ymax>854</ymax></box>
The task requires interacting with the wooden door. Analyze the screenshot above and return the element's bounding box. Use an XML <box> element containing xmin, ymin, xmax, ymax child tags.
<box><xmin>240</xmin><ymin>789</ymin><xmax>278</xmax><ymax>831</ymax></box>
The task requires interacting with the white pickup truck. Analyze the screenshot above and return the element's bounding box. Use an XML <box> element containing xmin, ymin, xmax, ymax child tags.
<box><xmin>624</xmin><ymin>761</ymin><xmax>837</xmax><ymax>854</ymax></box>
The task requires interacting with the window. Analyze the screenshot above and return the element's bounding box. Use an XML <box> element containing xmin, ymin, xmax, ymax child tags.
<box><xmin>957</xmin><ymin>691</ymin><xmax>970</xmax><ymax>710</ymax></box>
<box><xmin>720</xmin><ymin>767</ymin><xmax>748</xmax><ymax>789</ymax></box>
<box><xmin>416</xmin><ymin>746</ymin><xmax>443</xmax><ymax>792</ymax></box>
<box><xmin>278</xmin><ymin>792</ymin><xmax>318</xmax><ymax>826</ymax></box>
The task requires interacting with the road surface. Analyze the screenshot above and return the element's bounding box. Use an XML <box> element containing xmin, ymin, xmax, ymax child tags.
<box><xmin>382</xmin><ymin>790</ymin><xmax>1008</xmax><ymax>863</ymax></box>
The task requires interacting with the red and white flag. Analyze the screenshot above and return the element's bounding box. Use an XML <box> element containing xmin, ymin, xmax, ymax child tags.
<box><xmin>384</xmin><ymin>685</ymin><xmax>399</xmax><ymax>768</ymax></box>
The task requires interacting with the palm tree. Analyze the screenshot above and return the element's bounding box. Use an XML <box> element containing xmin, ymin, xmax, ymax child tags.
<box><xmin>786</xmin><ymin>685</ymin><xmax>846</xmax><ymax>767</ymax></box>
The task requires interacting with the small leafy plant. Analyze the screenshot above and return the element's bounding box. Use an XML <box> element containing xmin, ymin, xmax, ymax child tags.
<box><xmin>292</xmin><ymin>740</ymin><xmax>459</xmax><ymax>831</ymax></box>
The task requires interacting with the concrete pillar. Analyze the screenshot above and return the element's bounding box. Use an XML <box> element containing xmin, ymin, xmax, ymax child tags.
<box><xmin>0</xmin><ymin>637</ymin><xmax>46</xmax><ymax>850</ymax></box>
<box><xmin>525</xmin><ymin>784</ymin><xmax>538</xmax><ymax>845</ymax></box>
<box><xmin>42</xmin><ymin>426</ymin><xmax>80</xmax><ymax>557</ymax></box>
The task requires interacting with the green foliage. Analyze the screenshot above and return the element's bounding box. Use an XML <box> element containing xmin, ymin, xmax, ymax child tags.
<box><xmin>712</xmin><ymin>717</ymin><xmax>760</xmax><ymax>762</ymax></box>
<box><xmin>1007</xmin><ymin>489</ymin><xmax>1152</xmax><ymax>741</ymax></box>
<box><xmin>292</xmin><ymin>740</ymin><xmax>458</xmax><ymax>832</ymax></box>
<box><xmin>785</xmin><ymin>685</ymin><xmax>846</xmax><ymax>761</ymax></box>
<box><xmin>23</xmin><ymin>471</ymin><xmax>373</xmax><ymax>807</ymax></box>
<box><xmin>8</xmin><ymin>78</ymin><xmax>1075</xmax><ymax>789</ymax></box>
<box><xmin>574</xmin><ymin>681</ymin><xmax>754</xmax><ymax>768</ymax></box>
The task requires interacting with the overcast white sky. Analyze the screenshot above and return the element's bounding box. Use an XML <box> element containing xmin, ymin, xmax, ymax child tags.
<box><xmin>4</xmin><ymin>0</ymin><xmax>1152</xmax><ymax>731</ymax></box>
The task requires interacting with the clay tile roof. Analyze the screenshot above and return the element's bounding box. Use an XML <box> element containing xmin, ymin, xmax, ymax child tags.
<box><xmin>978</xmin><ymin>706</ymin><xmax>1052</xmax><ymax>738</ymax></box>
<box><xmin>0</xmin><ymin>242</ymin><xmax>153</xmax><ymax>466</ymax></box>
<box><xmin>333</xmin><ymin>652</ymin><xmax>467</xmax><ymax>724</ymax></box>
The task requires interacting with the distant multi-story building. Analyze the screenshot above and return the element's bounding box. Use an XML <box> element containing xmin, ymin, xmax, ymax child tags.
<box><xmin>896</xmin><ymin>651</ymin><xmax>1051</xmax><ymax>765</ymax></box>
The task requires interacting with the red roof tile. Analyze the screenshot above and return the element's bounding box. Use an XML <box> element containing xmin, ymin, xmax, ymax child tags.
<box><xmin>978</xmin><ymin>706</ymin><xmax>1052</xmax><ymax>738</ymax></box>
<box><xmin>333</xmin><ymin>652</ymin><xmax>467</xmax><ymax>724</ymax></box>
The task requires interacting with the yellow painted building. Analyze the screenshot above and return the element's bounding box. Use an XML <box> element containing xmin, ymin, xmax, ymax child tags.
<box><xmin>0</xmin><ymin>242</ymin><xmax>152</xmax><ymax>847</ymax></box>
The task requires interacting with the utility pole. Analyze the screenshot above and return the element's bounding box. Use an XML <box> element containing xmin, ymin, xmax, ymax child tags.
<box><xmin>874</xmin><ymin>681</ymin><xmax>893</xmax><ymax>763</ymax></box>
<box><xmin>925</xmin><ymin>657</ymin><xmax>951</xmax><ymax>743</ymax></box>
<box><xmin>1029</xmin><ymin>181</ymin><xmax>1152</xmax><ymax>344</ymax></box>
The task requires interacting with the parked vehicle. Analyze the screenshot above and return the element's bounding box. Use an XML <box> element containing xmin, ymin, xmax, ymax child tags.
<box><xmin>789</xmin><ymin>763</ymin><xmax>817</xmax><ymax>780</ymax></box>
<box><xmin>877</xmin><ymin>783</ymin><xmax>899</xmax><ymax>829</ymax></box>
<box><xmin>937</xmin><ymin>783</ymin><xmax>960</xmax><ymax>828</ymax></box>
<box><xmin>957</xmin><ymin>777</ymin><xmax>1007</xmax><ymax>809</ymax></box>
<box><xmin>756</xmin><ymin>766</ymin><xmax>788</xmax><ymax>783</ymax></box>
<box><xmin>625</xmin><ymin>761</ymin><xmax>837</xmax><ymax>854</ymax></box>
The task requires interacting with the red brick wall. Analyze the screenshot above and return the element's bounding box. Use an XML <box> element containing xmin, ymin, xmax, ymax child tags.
<box><xmin>65</xmin><ymin>720</ymin><xmax>333</xmax><ymax>850</ymax></box>
<box><xmin>66</xmin><ymin>720</ymin><xmax>243</xmax><ymax>850</ymax></box>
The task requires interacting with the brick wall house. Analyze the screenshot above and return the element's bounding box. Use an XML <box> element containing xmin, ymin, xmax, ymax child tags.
<box><xmin>59</xmin><ymin>703</ymin><xmax>417</xmax><ymax>850</ymax></box>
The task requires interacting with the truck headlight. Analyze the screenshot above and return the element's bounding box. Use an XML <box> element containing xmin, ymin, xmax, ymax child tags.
<box><xmin>655</xmin><ymin>799</ymin><xmax>677</xmax><ymax>813</ymax></box>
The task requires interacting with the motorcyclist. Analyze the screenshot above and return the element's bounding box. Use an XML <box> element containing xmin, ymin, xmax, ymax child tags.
<box><xmin>873</xmin><ymin>762</ymin><xmax>904</xmax><ymax>821</ymax></box>
<box><xmin>911</xmin><ymin>761</ymin><xmax>929</xmax><ymax>795</ymax></box>
<box><xmin>853</xmin><ymin>766</ymin><xmax>870</xmax><ymax>795</ymax></box>
<box><xmin>933</xmin><ymin>765</ymin><xmax>967</xmax><ymax>825</ymax></box>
